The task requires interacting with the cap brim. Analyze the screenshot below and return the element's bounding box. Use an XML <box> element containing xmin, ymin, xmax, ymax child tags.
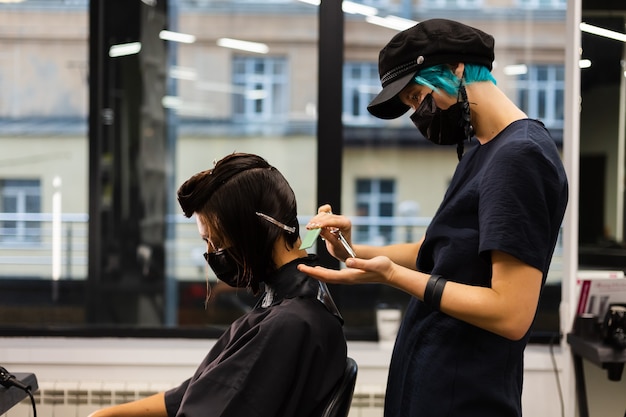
<box><xmin>367</xmin><ymin>71</ymin><xmax>415</xmax><ymax>120</ymax></box>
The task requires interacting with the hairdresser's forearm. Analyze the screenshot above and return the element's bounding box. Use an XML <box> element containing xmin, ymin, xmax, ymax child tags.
<box><xmin>354</xmin><ymin>240</ymin><xmax>421</xmax><ymax>270</ymax></box>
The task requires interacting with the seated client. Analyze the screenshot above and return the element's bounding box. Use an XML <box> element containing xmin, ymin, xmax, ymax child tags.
<box><xmin>88</xmin><ymin>152</ymin><xmax>347</xmax><ymax>417</ymax></box>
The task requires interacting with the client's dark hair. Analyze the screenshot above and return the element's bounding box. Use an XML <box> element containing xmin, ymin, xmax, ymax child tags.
<box><xmin>177</xmin><ymin>153</ymin><xmax>300</xmax><ymax>294</ymax></box>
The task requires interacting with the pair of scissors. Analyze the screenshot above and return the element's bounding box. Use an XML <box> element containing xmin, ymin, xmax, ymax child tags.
<box><xmin>331</xmin><ymin>229</ymin><xmax>356</xmax><ymax>258</ymax></box>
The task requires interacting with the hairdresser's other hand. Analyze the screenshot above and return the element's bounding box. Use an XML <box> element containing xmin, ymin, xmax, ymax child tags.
<box><xmin>298</xmin><ymin>255</ymin><xmax>398</xmax><ymax>287</ymax></box>
<box><xmin>306</xmin><ymin>204</ymin><xmax>354</xmax><ymax>261</ymax></box>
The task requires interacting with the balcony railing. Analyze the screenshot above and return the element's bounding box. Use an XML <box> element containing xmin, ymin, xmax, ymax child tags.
<box><xmin>0</xmin><ymin>213</ymin><xmax>562</xmax><ymax>284</ymax></box>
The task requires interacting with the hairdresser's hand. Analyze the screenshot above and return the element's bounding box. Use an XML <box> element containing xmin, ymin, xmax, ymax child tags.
<box><xmin>306</xmin><ymin>204</ymin><xmax>355</xmax><ymax>261</ymax></box>
<box><xmin>298</xmin><ymin>255</ymin><xmax>397</xmax><ymax>286</ymax></box>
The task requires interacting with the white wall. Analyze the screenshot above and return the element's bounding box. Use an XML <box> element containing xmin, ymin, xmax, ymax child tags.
<box><xmin>3</xmin><ymin>337</ymin><xmax>623</xmax><ymax>417</ymax></box>
<box><xmin>3</xmin><ymin>337</ymin><xmax>625</xmax><ymax>417</ymax></box>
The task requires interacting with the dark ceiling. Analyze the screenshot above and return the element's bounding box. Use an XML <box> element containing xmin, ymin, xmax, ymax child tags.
<box><xmin>583</xmin><ymin>0</ymin><xmax>626</xmax><ymax>12</ymax></box>
<box><xmin>580</xmin><ymin>0</ymin><xmax>626</xmax><ymax>91</ymax></box>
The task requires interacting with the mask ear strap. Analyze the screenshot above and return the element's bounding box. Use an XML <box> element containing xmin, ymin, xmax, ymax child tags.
<box><xmin>456</xmin><ymin>142</ymin><xmax>464</xmax><ymax>161</ymax></box>
<box><xmin>456</xmin><ymin>76</ymin><xmax>474</xmax><ymax>161</ymax></box>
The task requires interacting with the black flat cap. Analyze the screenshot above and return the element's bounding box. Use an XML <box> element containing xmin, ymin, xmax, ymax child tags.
<box><xmin>367</xmin><ymin>19</ymin><xmax>495</xmax><ymax>120</ymax></box>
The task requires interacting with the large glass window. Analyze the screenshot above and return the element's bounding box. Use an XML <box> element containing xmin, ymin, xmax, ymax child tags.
<box><xmin>0</xmin><ymin>0</ymin><xmax>580</xmax><ymax>344</ymax></box>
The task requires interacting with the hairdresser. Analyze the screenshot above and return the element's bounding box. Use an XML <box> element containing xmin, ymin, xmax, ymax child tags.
<box><xmin>298</xmin><ymin>18</ymin><xmax>568</xmax><ymax>417</ymax></box>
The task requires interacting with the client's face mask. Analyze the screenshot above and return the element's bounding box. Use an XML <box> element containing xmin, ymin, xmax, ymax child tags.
<box><xmin>409</xmin><ymin>87</ymin><xmax>472</xmax><ymax>146</ymax></box>
<box><xmin>203</xmin><ymin>249</ymin><xmax>244</xmax><ymax>288</ymax></box>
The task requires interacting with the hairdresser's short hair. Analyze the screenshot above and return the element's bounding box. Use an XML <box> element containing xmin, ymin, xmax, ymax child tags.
<box><xmin>414</xmin><ymin>63</ymin><xmax>496</xmax><ymax>96</ymax></box>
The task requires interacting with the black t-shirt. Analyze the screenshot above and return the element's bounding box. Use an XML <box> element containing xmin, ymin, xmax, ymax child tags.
<box><xmin>384</xmin><ymin>119</ymin><xmax>568</xmax><ymax>417</ymax></box>
<box><xmin>164</xmin><ymin>255</ymin><xmax>347</xmax><ymax>417</ymax></box>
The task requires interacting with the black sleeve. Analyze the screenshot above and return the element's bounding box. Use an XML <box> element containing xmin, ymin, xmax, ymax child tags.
<box><xmin>478</xmin><ymin>139</ymin><xmax>561</xmax><ymax>272</ymax></box>
<box><xmin>164</xmin><ymin>378</ymin><xmax>191</xmax><ymax>417</ymax></box>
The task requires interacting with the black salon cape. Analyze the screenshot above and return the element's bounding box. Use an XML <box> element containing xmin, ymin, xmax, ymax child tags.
<box><xmin>164</xmin><ymin>255</ymin><xmax>347</xmax><ymax>417</ymax></box>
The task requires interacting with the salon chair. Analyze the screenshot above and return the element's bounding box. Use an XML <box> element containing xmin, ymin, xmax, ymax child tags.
<box><xmin>320</xmin><ymin>357</ymin><xmax>358</xmax><ymax>417</ymax></box>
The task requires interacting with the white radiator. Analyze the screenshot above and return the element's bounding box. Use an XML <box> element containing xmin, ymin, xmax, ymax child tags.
<box><xmin>2</xmin><ymin>382</ymin><xmax>386</xmax><ymax>417</ymax></box>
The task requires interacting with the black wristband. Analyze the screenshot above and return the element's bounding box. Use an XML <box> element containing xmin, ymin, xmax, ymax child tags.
<box><xmin>431</xmin><ymin>276</ymin><xmax>447</xmax><ymax>311</ymax></box>
<box><xmin>424</xmin><ymin>274</ymin><xmax>442</xmax><ymax>308</ymax></box>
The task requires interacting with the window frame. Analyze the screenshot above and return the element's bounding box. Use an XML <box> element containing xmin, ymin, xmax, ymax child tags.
<box><xmin>232</xmin><ymin>55</ymin><xmax>289</xmax><ymax>122</ymax></box>
<box><xmin>354</xmin><ymin>178</ymin><xmax>396</xmax><ymax>245</ymax></box>
<box><xmin>516</xmin><ymin>64</ymin><xmax>565</xmax><ymax>129</ymax></box>
<box><xmin>342</xmin><ymin>61</ymin><xmax>381</xmax><ymax>125</ymax></box>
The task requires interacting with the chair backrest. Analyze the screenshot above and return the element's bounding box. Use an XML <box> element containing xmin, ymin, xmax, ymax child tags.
<box><xmin>320</xmin><ymin>357</ymin><xmax>358</xmax><ymax>417</ymax></box>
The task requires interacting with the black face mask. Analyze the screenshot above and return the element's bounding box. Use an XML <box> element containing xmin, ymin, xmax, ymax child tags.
<box><xmin>203</xmin><ymin>250</ymin><xmax>245</xmax><ymax>288</ymax></box>
<box><xmin>409</xmin><ymin>83</ymin><xmax>473</xmax><ymax>160</ymax></box>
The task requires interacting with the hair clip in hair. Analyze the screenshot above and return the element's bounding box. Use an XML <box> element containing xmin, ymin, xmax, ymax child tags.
<box><xmin>256</xmin><ymin>212</ymin><xmax>296</xmax><ymax>233</ymax></box>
